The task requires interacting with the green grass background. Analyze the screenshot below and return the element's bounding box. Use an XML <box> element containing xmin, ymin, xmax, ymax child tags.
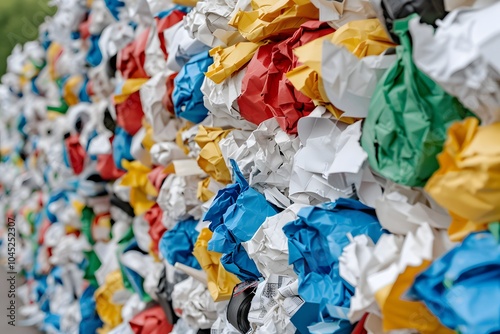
<box><xmin>0</xmin><ymin>0</ymin><xmax>55</xmax><ymax>76</ymax></box>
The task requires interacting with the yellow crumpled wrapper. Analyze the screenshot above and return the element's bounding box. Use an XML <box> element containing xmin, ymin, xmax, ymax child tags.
<box><xmin>193</xmin><ymin>228</ymin><xmax>240</xmax><ymax>302</ymax></box>
<box><xmin>176</xmin><ymin>121</ymin><xmax>195</xmax><ymax>155</ymax></box>
<box><xmin>229</xmin><ymin>0</ymin><xmax>319</xmax><ymax>43</ymax></box>
<box><xmin>425</xmin><ymin>117</ymin><xmax>495</xmax><ymax>241</ymax></box>
<box><xmin>194</xmin><ymin>126</ymin><xmax>232</xmax><ymax>184</ymax></box>
<box><xmin>287</xmin><ymin>18</ymin><xmax>394</xmax><ymax>121</ymax></box>
<box><xmin>63</xmin><ymin>75</ymin><xmax>84</xmax><ymax>106</ymax></box>
<box><xmin>375</xmin><ymin>262</ymin><xmax>454</xmax><ymax>334</ymax></box>
<box><xmin>113</xmin><ymin>78</ymin><xmax>149</xmax><ymax>104</ymax></box>
<box><xmin>120</xmin><ymin>160</ymin><xmax>157</xmax><ymax>215</ymax></box>
<box><xmin>95</xmin><ymin>270</ymin><xmax>125</xmax><ymax>333</ymax></box>
<box><xmin>206</xmin><ymin>41</ymin><xmax>264</xmax><ymax>84</ymax></box>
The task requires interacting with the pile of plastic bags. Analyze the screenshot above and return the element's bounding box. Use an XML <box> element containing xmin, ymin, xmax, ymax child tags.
<box><xmin>1</xmin><ymin>0</ymin><xmax>499</xmax><ymax>333</ymax></box>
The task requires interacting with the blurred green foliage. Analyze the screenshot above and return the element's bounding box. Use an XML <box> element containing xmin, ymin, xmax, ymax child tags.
<box><xmin>0</xmin><ymin>0</ymin><xmax>56</xmax><ymax>76</ymax></box>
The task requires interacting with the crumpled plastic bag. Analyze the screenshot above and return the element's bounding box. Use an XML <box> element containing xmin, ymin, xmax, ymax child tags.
<box><xmin>282</xmin><ymin>198</ymin><xmax>385</xmax><ymax>308</ymax></box>
<box><xmin>228</xmin><ymin>0</ymin><xmax>320</xmax><ymax>43</ymax></box>
<box><xmin>410</xmin><ymin>231</ymin><xmax>500</xmax><ymax>334</ymax></box>
<box><xmin>204</xmin><ymin>160</ymin><xmax>278</xmax><ymax>280</ymax></box>
<box><xmin>409</xmin><ymin>4</ymin><xmax>500</xmax><ymax>125</ymax></box>
<box><xmin>361</xmin><ymin>16</ymin><xmax>472</xmax><ymax>187</ymax></box>
<box><xmin>243</xmin><ymin>204</ymin><xmax>306</xmax><ymax>278</ymax></box>
<box><xmin>238</xmin><ymin>21</ymin><xmax>334</xmax><ymax>134</ymax></box>
<box><xmin>171</xmin><ymin>276</ymin><xmax>219</xmax><ymax>329</ymax></box>
<box><xmin>193</xmin><ymin>228</ymin><xmax>241</xmax><ymax>302</ymax></box>
<box><xmin>425</xmin><ymin>118</ymin><xmax>500</xmax><ymax>241</ymax></box>
<box><xmin>80</xmin><ymin>285</ymin><xmax>105</xmax><ymax>334</ymax></box>
<box><xmin>159</xmin><ymin>218</ymin><xmax>201</xmax><ymax>269</ymax></box>
<box><xmin>173</xmin><ymin>51</ymin><xmax>214</xmax><ymax>123</ymax></box>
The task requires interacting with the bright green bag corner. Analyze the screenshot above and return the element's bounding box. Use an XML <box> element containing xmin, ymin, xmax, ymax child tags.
<box><xmin>361</xmin><ymin>15</ymin><xmax>474</xmax><ymax>187</ymax></box>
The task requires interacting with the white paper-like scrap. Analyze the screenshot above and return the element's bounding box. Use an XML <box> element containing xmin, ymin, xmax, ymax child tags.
<box><xmin>409</xmin><ymin>4</ymin><xmax>500</xmax><ymax>125</ymax></box>
<box><xmin>290</xmin><ymin>113</ymin><xmax>382</xmax><ymax>206</ymax></box>
<box><xmin>243</xmin><ymin>204</ymin><xmax>306</xmax><ymax>278</ymax></box>
<box><xmin>248</xmin><ymin>275</ymin><xmax>304</xmax><ymax>334</ymax></box>
<box><xmin>322</xmin><ymin>41</ymin><xmax>396</xmax><ymax>119</ymax></box>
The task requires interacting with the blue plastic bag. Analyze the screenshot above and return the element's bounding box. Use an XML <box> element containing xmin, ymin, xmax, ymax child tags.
<box><xmin>159</xmin><ymin>218</ymin><xmax>201</xmax><ymax>269</ymax></box>
<box><xmin>204</xmin><ymin>160</ymin><xmax>278</xmax><ymax>280</ymax></box>
<box><xmin>283</xmin><ymin>199</ymin><xmax>385</xmax><ymax>307</ymax></box>
<box><xmin>410</xmin><ymin>232</ymin><xmax>500</xmax><ymax>334</ymax></box>
<box><xmin>173</xmin><ymin>51</ymin><xmax>213</xmax><ymax>123</ymax></box>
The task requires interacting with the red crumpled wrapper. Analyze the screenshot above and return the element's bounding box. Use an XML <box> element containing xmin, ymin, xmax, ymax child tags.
<box><xmin>115</xmin><ymin>91</ymin><xmax>145</xmax><ymax>135</ymax></box>
<box><xmin>97</xmin><ymin>154</ymin><xmax>126</xmax><ymax>180</ymax></box>
<box><xmin>118</xmin><ymin>29</ymin><xmax>149</xmax><ymax>79</ymax></box>
<box><xmin>79</xmin><ymin>15</ymin><xmax>91</xmax><ymax>41</ymax></box>
<box><xmin>65</xmin><ymin>134</ymin><xmax>86</xmax><ymax>175</ymax></box>
<box><xmin>238</xmin><ymin>21</ymin><xmax>334</xmax><ymax>134</ymax></box>
<box><xmin>156</xmin><ymin>10</ymin><xmax>186</xmax><ymax>58</ymax></box>
<box><xmin>144</xmin><ymin>204</ymin><xmax>165</xmax><ymax>255</ymax></box>
<box><xmin>162</xmin><ymin>72</ymin><xmax>178</xmax><ymax>114</ymax></box>
<box><xmin>147</xmin><ymin>166</ymin><xmax>169</xmax><ymax>192</ymax></box>
<box><xmin>118</xmin><ymin>10</ymin><xmax>186</xmax><ymax>79</ymax></box>
<box><xmin>129</xmin><ymin>305</ymin><xmax>173</xmax><ymax>334</ymax></box>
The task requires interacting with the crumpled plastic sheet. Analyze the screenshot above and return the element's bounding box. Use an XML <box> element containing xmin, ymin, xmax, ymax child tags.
<box><xmin>410</xmin><ymin>231</ymin><xmax>500</xmax><ymax>334</ymax></box>
<box><xmin>238</xmin><ymin>21</ymin><xmax>334</xmax><ymax>134</ymax></box>
<box><xmin>243</xmin><ymin>204</ymin><xmax>306</xmax><ymax>278</ymax></box>
<box><xmin>193</xmin><ymin>228</ymin><xmax>241</xmax><ymax>302</ymax></box>
<box><xmin>425</xmin><ymin>118</ymin><xmax>500</xmax><ymax>241</ymax></box>
<box><xmin>159</xmin><ymin>218</ymin><xmax>201</xmax><ymax>269</ymax></box>
<box><xmin>171</xmin><ymin>276</ymin><xmax>219</xmax><ymax>329</ymax></box>
<box><xmin>204</xmin><ymin>160</ymin><xmax>278</xmax><ymax>280</ymax></box>
<box><xmin>361</xmin><ymin>16</ymin><xmax>473</xmax><ymax>187</ymax></box>
<box><xmin>173</xmin><ymin>51</ymin><xmax>214</xmax><ymax>123</ymax></box>
<box><xmin>409</xmin><ymin>4</ymin><xmax>500</xmax><ymax>125</ymax></box>
<box><xmin>282</xmin><ymin>199</ymin><xmax>385</xmax><ymax>308</ymax></box>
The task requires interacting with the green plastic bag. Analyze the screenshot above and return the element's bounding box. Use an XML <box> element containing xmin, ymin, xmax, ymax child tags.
<box><xmin>361</xmin><ymin>15</ymin><xmax>473</xmax><ymax>187</ymax></box>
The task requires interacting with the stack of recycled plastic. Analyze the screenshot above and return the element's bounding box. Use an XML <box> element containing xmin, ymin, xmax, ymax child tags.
<box><xmin>1</xmin><ymin>0</ymin><xmax>499</xmax><ymax>333</ymax></box>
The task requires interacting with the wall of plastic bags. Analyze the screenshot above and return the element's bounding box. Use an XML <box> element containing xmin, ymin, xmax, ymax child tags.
<box><xmin>0</xmin><ymin>0</ymin><xmax>499</xmax><ymax>333</ymax></box>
